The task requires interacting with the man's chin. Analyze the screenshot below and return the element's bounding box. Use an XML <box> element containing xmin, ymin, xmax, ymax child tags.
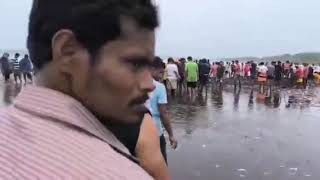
<box><xmin>93</xmin><ymin>105</ymin><xmax>148</xmax><ymax>126</ymax></box>
<box><xmin>127</xmin><ymin>106</ymin><xmax>149</xmax><ymax>122</ymax></box>
<box><xmin>107</xmin><ymin>112</ymin><xmax>145</xmax><ymax>126</ymax></box>
<box><xmin>124</xmin><ymin>112</ymin><xmax>145</xmax><ymax>124</ymax></box>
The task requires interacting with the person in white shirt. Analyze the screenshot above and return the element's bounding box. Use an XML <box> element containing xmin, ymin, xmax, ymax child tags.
<box><xmin>225</xmin><ymin>62</ymin><xmax>232</xmax><ymax>78</ymax></box>
<box><xmin>257</xmin><ymin>63</ymin><xmax>268</xmax><ymax>75</ymax></box>
<box><xmin>314</xmin><ymin>65</ymin><xmax>320</xmax><ymax>73</ymax></box>
<box><xmin>165</xmin><ymin>58</ymin><xmax>180</xmax><ymax>96</ymax></box>
<box><xmin>257</xmin><ymin>62</ymin><xmax>268</xmax><ymax>94</ymax></box>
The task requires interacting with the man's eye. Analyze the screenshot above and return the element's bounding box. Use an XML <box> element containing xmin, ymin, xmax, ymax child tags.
<box><xmin>132</xmin><ymin>62</ymin><xmax>143</xmax><ymax>68</ymax></box>
<box><xmin>130</xmin><ymin>61</ymin><xmax>151</xmax><ymax>71</ymax></box>
<box><xmin>131</xmin><ymin>62</ymin><xmax>144</xmax><ymax>69</ymax></box>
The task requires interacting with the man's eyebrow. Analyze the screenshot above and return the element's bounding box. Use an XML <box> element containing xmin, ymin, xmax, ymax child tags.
<box><xmin>123</xmin><ymin>55</ymin><xmax>152</xmax><ymax>63</ymax></box>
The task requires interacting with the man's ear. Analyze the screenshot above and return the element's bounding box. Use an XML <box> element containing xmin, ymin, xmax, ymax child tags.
<box><xmin>51</xmin><ymin>29</ymin><xmax>82</xmax><ymax>74</ymax></box>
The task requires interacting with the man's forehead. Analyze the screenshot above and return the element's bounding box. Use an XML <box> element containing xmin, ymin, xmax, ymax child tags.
<box><xmin>120</xmin><ymin>17</ymin><xmax>155</xmax><ymax>39</ymax></box>
<box><xmin>116</xmin><ymin>19</ymin><xmax>155</xmax><ymax>56</ymax></box>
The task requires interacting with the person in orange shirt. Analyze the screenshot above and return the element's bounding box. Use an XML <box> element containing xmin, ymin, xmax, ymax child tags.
<box><xmin>210</xmin><ymin>62</ymin><xmax>218</xmax><ymax>84</ymax></box>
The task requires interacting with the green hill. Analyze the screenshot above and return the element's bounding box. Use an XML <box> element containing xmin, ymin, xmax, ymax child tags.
<box><xmin>226</xmin><ymin>52</ymin><xmax>320</xmax><ymax>64</ymax></box>
<box><xmin>293</xmin><ymin>53</ymin><xmax>320</xmax><ymax>63</ymax></box>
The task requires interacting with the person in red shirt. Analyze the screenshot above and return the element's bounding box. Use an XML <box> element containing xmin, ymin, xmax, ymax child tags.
<box><xmin>210</xmin><ymin>62</ymin><xmax>218</xmax><ymax>83</ymax></box>
<box><xmin>296</xmin><ymin>65</ymin><xmax>304</xmax><ymax>88</ymax></box>
<box><xmin>244</xmin><ymin>62</ymin><xmax>251</xmax><ymax>79</ymax></box>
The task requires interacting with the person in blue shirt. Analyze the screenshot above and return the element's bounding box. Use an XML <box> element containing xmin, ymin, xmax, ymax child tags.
<box><xmin>150</xmin><ymin>57</ymin><xmax>178</xmax><ymax>163</ymax></box>
<box><xmin>19</xmin><ymin>54</ymin><xmax>33</xmax><ymax>84</ymax></box>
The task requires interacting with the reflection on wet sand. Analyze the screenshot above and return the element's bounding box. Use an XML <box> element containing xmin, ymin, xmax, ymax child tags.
<box><xmin>211</xmin><ymin>86</ymin><xmax>223</xmax><ymax>110</ymax></box>
<box><xmin>233</xmin><ymin>88</ymin><xmax>241</xmax><ymax>110</ymax></box>
<box><xmin>248</xmin><ymin>88</ymin><xmax>254</xmax><ymax>110</ymax></box>
<box><xmin>167</xmin><ymin>84</ymin><xmax>320</xmax><ymax>180</ymax></box>
<box><xmin>2</xmin><ymin>83</ymin><xmax>22</xmax><ymax>106</ymax></box>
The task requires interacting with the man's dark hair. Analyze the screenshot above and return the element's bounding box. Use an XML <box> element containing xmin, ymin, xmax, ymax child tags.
<box><xmin>187</xmin><ymin>56</ymin><xmax>192</xmax><ymax>61</ymax></box>
<box><xmin>167</xmin><ymin>57</ymin><xmax>174</xmax><ymax>63</ymax></box>
<box><xmin>27</xmin><ymin>0</ymin><xmax>159</xmax><ymax>70</ymax></box>
<box><xmin>15</xmin><ymin>53</ymin><xmax>20</xmax><ymax>58</ymax></box>
<box><xmin>179</xmin><ymin>58</ymin><xmax>185</xmax><ymax>62</ymax></box>
<box><xmin>152</xmin><ymin>56</ymin><xmax>164</xmax><ymax>69</ymax></box>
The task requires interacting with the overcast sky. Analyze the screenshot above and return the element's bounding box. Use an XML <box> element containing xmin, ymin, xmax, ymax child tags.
<box><xmin>1</xmin><ymin>0</ymin><xmax>320</xmax><ymax>58</ymax></box>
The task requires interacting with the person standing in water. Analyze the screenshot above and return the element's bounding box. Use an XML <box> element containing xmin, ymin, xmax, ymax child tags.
<box><xmin>257</xmin><ymin>62</ymin><xmax>268</xmax><ymax>94</ymax></box>
<box><xmin>149</xmin><ymin>57</ymin><xmax>178</xmax><ymax>163</ymax></box>
<box><xmin>19</xmin><ymin>54</ymin><xmax>33</xmax><ymax>84</ymax></box>
<box><xmin>251</xmin><ymin>61</ymin><xmax>257</xmax><ymax>80</ymax></box>
<box><xmin>198</xmin><ymin>59</ymin><xmax>210</xmax><ymax>95</ymax></box>
<box><xmin>177</xmin><ymin>58</ymin><xmax>186</xmax><ymax>94</ymax></box>
<box><xmin>11</xmin><ymin>53</ymin><xmax>22</xmax><ymax>84</ymax></box>
<box><xmin>296</xmin><ymin>65</ymin><xmax>304</xmax><ymax>88</ymax></box>
<box><xmin>234</xmin><ymin>60</ymin><xmax>241</xmax><ymax>89</ymax></box>
<box><xmin>0</xmin><ymin>53</ymin><xmax>11</xmax><ymax>82</ymax></box>
<box><xmin>244</xmin><ymin>62</ymin><xmax>251</xmax><ymax>79</ymax></box>
<box><xmin>210</xmin><ymin>62</ymin><xmax>218</xmax><ymax>84</ymax></box>
<box><xmin>216</xmin><ymin>61</ymin><xmax>225</xmax><ymax>87</ymax></box>
<box><xmin>284</xmin><ymin>61</ymin><xmax>291</xmax><ymax>78</ymax></box>
<box><xmin>166</xmin><ymin>57</ymin><xmax>180</xmax><ymax>97</ymax></box>
<box><xmin>274</xmin><ymin>61</ymin><xmax>282</xmax><ymax>87</ymax></box>
<box><xmin>185</xmin><ymin>56</ymin><xmax>199</xmax><ymax>97</ymax></box>
<box><xmin>303</xmin><ymin>63</ymin><xmax>309</xmax><ymax>88</ymax></box>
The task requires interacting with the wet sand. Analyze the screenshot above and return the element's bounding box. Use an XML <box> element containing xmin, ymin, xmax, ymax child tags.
<box><xmin>167</xmin><ymin>85</ymin><xmax>320</xmax><ymax>180</ymax></box>
<box><xmin>1</xmin><ymin>82</ymin><xmax>320</xmax><ymax>180</ymax></box>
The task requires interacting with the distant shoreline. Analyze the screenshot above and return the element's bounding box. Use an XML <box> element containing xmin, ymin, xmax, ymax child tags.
<box><xmin>1</xmin><ymin>49</ymin><xmax>319</xmax><ymax>64</ymax></box>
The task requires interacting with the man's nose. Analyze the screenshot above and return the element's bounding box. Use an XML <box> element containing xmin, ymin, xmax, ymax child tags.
<box><xmin>139</xmin><ymin>69</ymin><xmax>155</xmax><ymax>92</ymax></box>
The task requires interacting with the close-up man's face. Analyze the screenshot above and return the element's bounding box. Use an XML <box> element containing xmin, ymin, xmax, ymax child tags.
<box><xmin>69</xmin><ymin>18</ymin><xmax>156</xmax><ymax>124</ymax></box>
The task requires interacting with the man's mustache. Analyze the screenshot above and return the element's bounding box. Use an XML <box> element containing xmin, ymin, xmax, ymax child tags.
<box><xmin>129</xmin><ymin>94</ymin><xmax>149</xmax><ymax>106</ymax></box>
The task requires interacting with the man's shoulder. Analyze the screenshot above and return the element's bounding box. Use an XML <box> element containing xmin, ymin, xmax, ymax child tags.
<box><xmin>0</xmin><ymin>107</ymin><xmax>23</xmax><ymax>137</ymax></box>
<box><xmin>189</xmin><ymin>62</ymin><xmax>196</xmax><ymax>66</ymax></box>
<box><xmin>171</xmin><ymin>64</ymin><xmax>178</xmax><ymax>69</ymax></box>
<box><xmin>0</xmin><ymin>106</ymin><xmax>26</xmax><ymax>125</ymax></box>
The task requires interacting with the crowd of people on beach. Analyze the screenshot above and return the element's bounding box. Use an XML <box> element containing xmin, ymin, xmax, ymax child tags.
<box><xmin>159</xmin><ymin>57</ymin><xmax>320</xmax><ymax>97</ymax></box>
<box><xmin>1</xmin><ymin>0</ymin><xmax>320</xmax><ymax>180</ymax></box>
<box><xmin>0</xmin><ymin>52</ymin><xmax>33</xmax><ymax>84</ymax></box>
